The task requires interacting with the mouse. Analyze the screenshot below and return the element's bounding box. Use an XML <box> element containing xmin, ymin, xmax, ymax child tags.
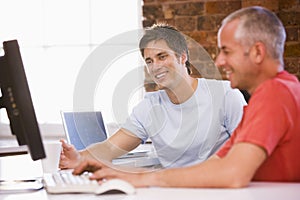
<box><xmin>95</xmin><ymin>179</ymin><xmax>136</xmax><ymax>195</ymax></box>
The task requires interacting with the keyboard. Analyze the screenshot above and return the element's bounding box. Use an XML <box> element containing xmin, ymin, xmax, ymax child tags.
<box><xmin>43</xmin><ymin>170</ymin><xmax>135</xmax><ymax>195</ymax></box>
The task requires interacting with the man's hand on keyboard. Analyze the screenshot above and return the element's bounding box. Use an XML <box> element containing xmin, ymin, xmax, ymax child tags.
<box><xmin>72</xmin><ymin>158</ymin><xmax>151</xmax><ymax>187</ymax></box>
<box><xmin>73</xmin><ymin>159</ymin><xmax>106</xmax><ymax>176</ymax></box>
<box><xmin>59</xmin><ymin>139</ymin><xmax>82</xmax><ymax>169</ymax></box>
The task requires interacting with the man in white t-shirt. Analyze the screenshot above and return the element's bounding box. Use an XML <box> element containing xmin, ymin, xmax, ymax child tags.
<box><xmin>59</xmin><ymin>24</ymin><xmax>246</xmax><ymax>169</ymax></box>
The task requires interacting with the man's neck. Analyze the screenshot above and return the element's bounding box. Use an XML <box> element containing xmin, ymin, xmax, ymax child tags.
<box><xmin>248</xmin><ymin>61</ymin><xmax>283</xmax><ymax>95</ymax></box>
<box><xmin>165</xmin><ymin>77</ymin><xmax>198</xmax><ymax>104</ymax></box>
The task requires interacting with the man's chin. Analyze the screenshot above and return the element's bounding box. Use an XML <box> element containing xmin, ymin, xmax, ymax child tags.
<box><xmin>229</xmin><ymin>81</ymin><xmax>238</xmax><ymax>89</ymax></box>
<box><xmin>157</xmin><ymin>84</ymin><xmax>166</xmax><ymax>90</ymax></box>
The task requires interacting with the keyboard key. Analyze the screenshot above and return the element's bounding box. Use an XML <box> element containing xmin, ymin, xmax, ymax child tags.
<box><xmin>43</xmin><ymin>170</ymin><xmax>135</xmax><ymax>195</ymax></box>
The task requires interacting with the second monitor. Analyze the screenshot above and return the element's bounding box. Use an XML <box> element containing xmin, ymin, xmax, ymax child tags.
<box><xmin>61</xmin><ymin>111</ymin><xmax>107</xmax><ymax>150</ymax></box>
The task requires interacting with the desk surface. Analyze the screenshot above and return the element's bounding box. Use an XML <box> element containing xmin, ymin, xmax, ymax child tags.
<box><xmin>0</xmin><ymin>182</ymin><xmax>299</xmax><ymax>200</ymax></box>
<box><xmin>1</xmin><ymin>150</ymin><xmax>300</xmax><ymax>200</ymax></box>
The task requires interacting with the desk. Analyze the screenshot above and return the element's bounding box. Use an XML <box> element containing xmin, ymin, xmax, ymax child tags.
<box><xmin>1</xmin><ymin>152</ymin><xmax>300</xmax><ymax>200</ymax></box>
<box><xmin>0</xmin><ymin>182</ymin><xmax>299</xmax><ymax>200</ymax></box>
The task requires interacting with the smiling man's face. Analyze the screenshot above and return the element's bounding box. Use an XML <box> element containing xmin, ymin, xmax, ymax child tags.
<box><xmin>144</xmin><ymin>39</ymin><xmax>187</xmax><ymax>90</ymax></box>
<box><xmin>215</xmin><ymin>19</ymin><xmax>258</xmax><ymax>93</ymax></box>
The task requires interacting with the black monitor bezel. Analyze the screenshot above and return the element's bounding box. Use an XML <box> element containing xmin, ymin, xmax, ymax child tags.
<box><xmin>0</xmin><ymin>40</ymin><xmax>45</xmax><ymax>161</ymax></box>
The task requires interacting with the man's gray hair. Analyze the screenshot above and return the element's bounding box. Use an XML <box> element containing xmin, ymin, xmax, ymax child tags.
<box><xmin>221</xmin><ymin>6</ymin><xmax>286</xmax><ymax>65</ymax></box>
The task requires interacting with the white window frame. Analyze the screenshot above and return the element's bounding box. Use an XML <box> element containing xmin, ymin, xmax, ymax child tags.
<box><xmin>0</xmin><ymin>0</ymin><xmax>143</xmax><ymax>138</ymax></box>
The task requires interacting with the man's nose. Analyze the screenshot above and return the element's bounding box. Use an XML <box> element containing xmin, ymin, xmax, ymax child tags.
<box><xmin>214</xmin><ymin>53</ymin><xmax>225</xmax><ymax>69</ymax></box>
<box><xmin>151</xmin><ymin>59</ymin><xmax>163</xmax><ymax>70</ymax></box>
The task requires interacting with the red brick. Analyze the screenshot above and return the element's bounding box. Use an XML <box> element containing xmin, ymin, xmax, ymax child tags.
<box><xmin>175</xmin><ymin>17</ymin><xmax>197</xmax><ymax>32</ymax></box>
<box><xmin>278</xmin><ymin>11</ymin><xmax>300</xmax><ymax>26</ymax></box>
<box><xmin>284</xmin><ymin>58</ymin><xmax>300</xmax><ymax>74</ymax></box>
<box><xmin>284</xmin><ymin>43</ymin><xmax>300</xmax><ymax>57</ymax></box>
<box><xmin>286</xmin><ymin>27</ymin><xmax>299</xmax><ymax>42</ymax></box>
<box><xmin>242</xmin><ymin>0</ymin><xmax>279</xmax><ymax>12</ymax></box>
<box><xmin>170</xmin><ymin>2</ymin><xmax>204</xmax><ymax>16</ymax></box>
<box><xmin>143</xmin><ymin>5</ymin><xmax>164</xmax><ymax>21</ymax></box>
<box><xmin>279</xmin><ymin>0</ymin><xmax>300</xmax><ymax>10</ymax></box>
<box><xmin>206</xmin><ymin>1</ymin><xmax>241</xmax><ymax>15</ymax></box>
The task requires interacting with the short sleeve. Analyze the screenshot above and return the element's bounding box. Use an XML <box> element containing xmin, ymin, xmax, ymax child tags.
<box><xmin>121</xmin><ymin>100</ymin><xmax>150</xmax><ymax>142</ymax></box>
<box><xmin>222</xmin><ymin>83</ymin><xmax>247</xmax><ymax>134</ymax></box>
<box><xmin>219</xmin><ymin>81</ymin><xmax>293</xmax><ymax>157</ymax></box>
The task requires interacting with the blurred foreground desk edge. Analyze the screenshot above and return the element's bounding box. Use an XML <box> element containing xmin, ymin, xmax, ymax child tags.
<box><xmin>0</xmin><ymin>181</ymin><xmax>299</xmax><ymax>200</ymax></box>
<box><xmin>0</xmin><ymin>146</ymin><xmax>299</xmax><ymax>199</ymax></box>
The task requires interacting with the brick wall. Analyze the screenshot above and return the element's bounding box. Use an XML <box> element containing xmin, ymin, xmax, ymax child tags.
<box><xmin>142</xmin><ymin>0</ymin><xmax>300</xmax><ymax>91</ymax></box>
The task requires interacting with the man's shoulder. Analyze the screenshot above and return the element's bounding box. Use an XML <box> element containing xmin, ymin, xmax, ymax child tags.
<box><xmin>198</xmin><ymin>78</ymin><xmax>234</xmax><ymax>93</ymax></box>
<box><xmin>256</xmin><ymin>71</ymin><xmax>300</xmax><ymax>97</ymax></box>
<box><xmin>199</xmin><ymin>77</ymin><xmax>230</xmax><ymax>85</ymax></box>
<box><xmin>142</xmin><ymin>90</ymin><xmax>165</xmax><ymax>105</ymax></box>
<box><xmin>144</xmin><ymin>90</ymin><xmax>163</xmax><ymax>98</ymax></box>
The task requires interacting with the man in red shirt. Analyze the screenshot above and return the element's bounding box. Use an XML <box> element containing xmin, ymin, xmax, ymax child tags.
<box><xmin>73</xmin><ymin>6</ymin><xmax>300</xmax><ymax>187</ymax></box>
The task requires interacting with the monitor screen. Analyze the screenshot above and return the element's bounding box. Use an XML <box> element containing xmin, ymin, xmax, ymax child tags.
<box><xmin>61</xmin><ymin>111</ymin><xmax>107</xmax><ymax>150</ymax></box>
<box><xmin>0</xmin><ymin>40</ymin><xmax>45</xmax><ymax>161</ymax></box>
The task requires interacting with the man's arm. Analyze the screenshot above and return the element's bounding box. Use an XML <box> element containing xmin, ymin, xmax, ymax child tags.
<box><xmin>82</xmin><ymin>128</ymin><xmax>142</xmax><ymax>162</ymax></box>
<box><xmin>73</xmin><ymin>142</ymin><xmax>267</xmax><ymax>188</ymax></box>
<box><xmin>144</xmin><ymin>142</ymin><xmax>267</xmax><ymax>188</ymax></box>
<box><xmin>60</xmin><ymin>128</ymin><xmax>142</xmax><ymax>169</ymax></box>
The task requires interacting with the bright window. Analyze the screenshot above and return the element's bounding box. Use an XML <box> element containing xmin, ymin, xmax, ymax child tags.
<box><xmin>0</xmin><ymin>0</ymin><xmax>143</xmax><ymax>136</ymax></box>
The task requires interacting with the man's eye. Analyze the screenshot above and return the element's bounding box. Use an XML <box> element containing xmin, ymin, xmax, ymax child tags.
<box><xmin>222</xmin><ymin>50</ymin><xmax>230</xmax><ymax>55</ymax></box>
<box><xmin>145</xmin><ymin>60</ymin><xmax>153</xmax><ymax>65</ymax></box>
<box><xmin>159</xmin><ymin>54</ymin><xmax>167</xmax><ymax>60</ymax></box>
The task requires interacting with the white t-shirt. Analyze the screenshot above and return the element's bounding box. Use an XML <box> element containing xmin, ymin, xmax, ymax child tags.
<box><xmin>122</xmin><ymin>78</ymin><xmax>246</xmax><ymax>168</ymax></box>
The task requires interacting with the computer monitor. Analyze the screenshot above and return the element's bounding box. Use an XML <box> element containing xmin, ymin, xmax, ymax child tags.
<box><xmin>0</xmin><ymin>40</ymin><xmax>45</xmax><ymax>161</ymax></box>
<box><xmin>61</xmin><ymin>111</ymin><xmax>107</xmax><ymax>150</ymax></box>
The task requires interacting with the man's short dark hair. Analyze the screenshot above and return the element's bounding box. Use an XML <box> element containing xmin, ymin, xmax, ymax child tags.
<box><xmin>139</xmin><ymin>23</ymin><xmax>191</xmax><ymax>74</ymax></box>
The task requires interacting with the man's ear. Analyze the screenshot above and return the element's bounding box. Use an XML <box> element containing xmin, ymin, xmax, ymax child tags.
<box><xmin>251</xmin><ymin>42</ymin><xmax>266</xmax><ymax>64</ymax></box>
<box><xmin>180</xmin><ymin>53</ymin><xmax>188</xmax><ymax>64</ymax></box>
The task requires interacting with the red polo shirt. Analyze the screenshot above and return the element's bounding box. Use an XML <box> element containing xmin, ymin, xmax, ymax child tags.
<box><xmin>217</xmin><ymin>71</ymin><xmax>300</xmax><ymax>181</ymax></box>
